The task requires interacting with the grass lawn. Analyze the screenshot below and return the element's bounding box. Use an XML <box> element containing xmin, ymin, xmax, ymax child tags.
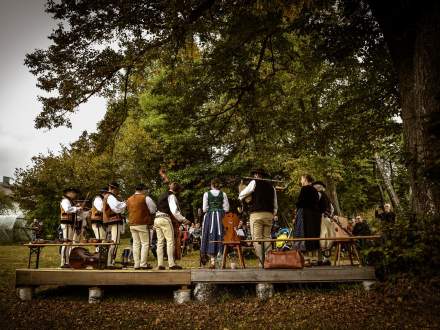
<box><xmin>0</xmin><ymin>240</ymin><xmax>439</xmax><ymax>329</ymax></box>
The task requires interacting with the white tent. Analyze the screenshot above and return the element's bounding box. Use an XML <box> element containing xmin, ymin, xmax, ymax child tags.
<box><xmin>0</xmin><ymin>209</ymin><xmax>30</xmax><ymax>243</ymax></box>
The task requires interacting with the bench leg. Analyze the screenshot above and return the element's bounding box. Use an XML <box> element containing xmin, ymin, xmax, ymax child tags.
<box><xmin>352</xmin><ymin>244</ymin><xmax>362</xmax><ymax>266</ymax></box>
<box><xmin>333</xmin><ymin>243</ymin><xmax>340</xmax><ymax>266</ymax></box>
<box><xmin>236</xmin><ymin>245</ymin><xmax>246</xmax><ymax>269</ymax></box>
<box><xmin>221</xmin><ymin>245</ymin><xmax>228</xmax><ymax>269</ymax></box>
<box><xmin>348</xmin><ymin>243</ymin><xmax>354</xmax><ymax>265</ymax></box>
<box><xmin>89</xmin><ymin>287</ymin><xmax>103</xmax><ymax>304</ymax></box>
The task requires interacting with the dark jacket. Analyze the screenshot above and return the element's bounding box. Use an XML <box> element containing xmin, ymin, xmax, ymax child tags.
<box><xmin>249</xmin><ymin>180</ymin><xmax>275</xmax><ymax>213</ymax></box>
<box><xmin>375</xmin><ymin>210</ymin><xmax>396</xmax><ymax>223</ymax></box>
<box><xmin>296</xmin><ymin>185</ymin><xmax>320</xmax><ymax>211</ymax></box>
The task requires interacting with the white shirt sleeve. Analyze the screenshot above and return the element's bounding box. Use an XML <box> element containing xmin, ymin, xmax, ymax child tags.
<box><xmin>61</xmin><ymin>198</ymin><xmax>79</xmax><ymax>213</ymax></box>
<box><xmin>107</xmin><ymin>194</ymin><xmax>126</xmax><ymax>213</ymax></box>
<box><xmin>238</xmin><ymin>180</ymin><xmax>256</xmax><ymax>200</ymax></box>
<box><xmin>223</xmin><ymin>192</ymin><xmax>230</xmax><ymax>212</ymax></box>
<box><xmin>202</xmin><ymin>192</ymin><xmax>209</xmax><ymax>213</ymax></box>
<box><xmin>168</xmin><ymin>194</ymin><xmax>187</xmax><ymax>222</ymax></box>
<box><xmin>145</xmin><ymin>196</ymin><xmax>157</xmax><ymax>215</ymax></box>
<box><xmin>93</xmin><ymin>196</ymin><xmax>103</xmax><ymax>212</ymax></box>
<box><xmin>273</xmin><ymin>188</ymin><xmax>278</xmax><ymax>215</ymax></box>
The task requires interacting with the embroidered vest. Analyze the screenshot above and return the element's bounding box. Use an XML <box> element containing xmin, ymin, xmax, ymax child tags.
<box><xmin>103</xmin><ymin>193</ymin><xmax>123</xmax><ymax>224</ymax></box>
<box><xmin>126</xmin><ymin>194</ymin><xmax>152</xmax><ymax>226</ymax></box>
<box><xmin>208</xmin><ymin>191</ymin><xmax>224</xmax><ymax>211</ymax></box>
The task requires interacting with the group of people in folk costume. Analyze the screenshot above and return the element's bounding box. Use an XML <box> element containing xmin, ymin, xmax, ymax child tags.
<box><xmin>60</xmin><ymin>181</ymin><xmax>190</xmax><ymax>269</ymax></box>
<box><xmin>59</xmin><ymin>167</ymin><xmax>336</xmax><ymax>270</ymax></box>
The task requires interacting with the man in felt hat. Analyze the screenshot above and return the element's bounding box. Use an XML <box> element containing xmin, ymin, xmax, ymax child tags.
<box><xmin>238</xmin><ymin>168</ymin><xmax>278</xmax><ymax>267</ymax></box>
<box><xmin>155</xmin><ymin>182</ymin><xmax>191</xmax><ymax>270</ymax></box>
<box><xmin>126</xmin><ymin>183</ymin><xmax>157</xmax><ymax>270</ymax></box>
<box><xmin>60</xmin><ymin>187</ymin><xmax>82</xmax><ymax>268</ymax></box>
<box><xmin>313</xmin><ymin>180</ymin><xmax>334</xmax><ymax>266</ymax></box>
<box><xmin>102</xmin><ymin>181</ymin><xmax>126</xmax><ymax>268</ymax></box>
<box><xmin>90</xmin><ymin>187</ymin><xmax>108</xmax><ymax>241</ymax></box>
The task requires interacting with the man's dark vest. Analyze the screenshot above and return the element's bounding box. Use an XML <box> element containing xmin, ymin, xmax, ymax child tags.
<box><xmin>249</xmin><ymin>180</ymin><xmax>275</xmax><ymax>213</ymax></box>
<box><xmin>157</xmin><ymin>191</ymin><xmax>174</xmax><ymax>215</ymax></box>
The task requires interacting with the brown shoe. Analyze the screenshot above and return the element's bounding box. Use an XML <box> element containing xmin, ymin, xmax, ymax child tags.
<box><xmin>170</xmin><ymin>265</ymin><xmax>183</xmax><ymax>270</ymax></box>
<box><xmin>156</xmin><ymin>266</ymin><xmax>166</xmax><ymax>270</ymax></box>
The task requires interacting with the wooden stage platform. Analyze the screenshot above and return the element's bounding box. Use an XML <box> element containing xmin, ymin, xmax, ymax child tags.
<box><xmin>16</xmin><ymin>266</ymin><xmax>375</xmax><ymax>287</ymax></box>
<box><xmin>15</xmin><ymin>266</ymin><xmax>376</xmax><ymax>302</ymax></box>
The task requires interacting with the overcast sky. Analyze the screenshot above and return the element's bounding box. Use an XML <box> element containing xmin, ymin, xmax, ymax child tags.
<box><xmin>0</xmin><ymin>0</ymin><xmax>106</xmax><ymax>179</ymax></box>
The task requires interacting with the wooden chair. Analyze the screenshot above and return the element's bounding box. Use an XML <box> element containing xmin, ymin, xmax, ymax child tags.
<box><xmin>221</xmin><ymin>241</ymin><xmax>246</xmax><ymax>269</ymax></box>
<box><xmin>221</xmin><ymin>213</ymin><xmax>246</xmax><ymax>269</ymax></box>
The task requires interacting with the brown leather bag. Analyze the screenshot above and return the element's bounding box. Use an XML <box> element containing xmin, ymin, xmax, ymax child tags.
<box><xmin>264</xmin><ymin>250</ymin><xmax>305</xmax><ymax>269</ymax></box>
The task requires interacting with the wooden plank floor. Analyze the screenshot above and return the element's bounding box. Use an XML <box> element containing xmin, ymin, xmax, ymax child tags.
<box><xmin>191</xmin><ymin>266</ymin><xmax>376</xmax><ymax>283</ymax></box>
<box><xmin>16</xmin><ymin>266</ymin><xmax>375</xmax><ymax>287</ymax></box>
<box><xmin>16</xmin><ymin>269</ymin><xmax>192</xmax><ymax>287</ymax></box>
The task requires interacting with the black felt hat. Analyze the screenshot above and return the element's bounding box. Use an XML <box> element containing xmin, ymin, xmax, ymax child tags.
<box><xmin>135</xmin><ymin>183</ymin><xmax>147</xmax><ymax>191</ymax></box>
<box><xmin>251</xmin><ymin>168</ymin><xmax>268</xmax><ymax>177</ymax></box>
<box><xmin>109</xmin><ymin>181</ymin><xmax>120</xmax><ymax>189</ymax></box>
<box><xmin>313</xmin><ymin>181</ymin><xmax>326</xmax><ymax>188</ymax></box>
<box><xmin>99</xmin><ymin>187</ymin><xmax>108</xmax><ymax>193</ymax></box>
<box><xmin>63</xmin><ymin>187</ymin><xmax>79</xmax><ymax>194</ymax></box>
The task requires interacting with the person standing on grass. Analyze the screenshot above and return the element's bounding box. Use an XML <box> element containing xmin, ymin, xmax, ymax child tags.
<box><xmin>375</xmin><ymin>203</ymin><xmax>396</xmax><ymax>223</ymax></box>
<box><xmin>239</xmin><ymin>168</ymin><xmax>278</xmax><ymax>268</ymax></box>
<box><xmin>126</xmin><ymin>183</ymin><xmax>157</xmax><ymax>270</ymax></box>
<box><xmin>200</xmin><ymin>178</ymin><xmax>230</xmax><ymax>269</ymax></box>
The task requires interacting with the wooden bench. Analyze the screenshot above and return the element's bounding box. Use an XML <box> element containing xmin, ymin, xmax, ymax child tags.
<box><xmin>23</xmin><ymin>242</ymin><xmax>117</xmax><ymax>269</ymax></box>
<box><xmin>214</xmin><ymin>236</ymin><xmax>381</xmax><ymax>268</ymax></box>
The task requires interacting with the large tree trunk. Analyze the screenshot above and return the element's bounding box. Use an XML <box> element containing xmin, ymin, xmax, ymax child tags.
<box><xmin>374</xmin><ymin>154</ymin><xmax>401</xmax><ymax>210</ymax></box>
<box><xmin>369</xmin><ymin>1</ymin><xmax>440</xmax><ymax>217</ymax></box>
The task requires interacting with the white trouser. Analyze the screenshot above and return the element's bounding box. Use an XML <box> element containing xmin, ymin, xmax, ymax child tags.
<box><xmin>130</xmin><ymin>225</ymin><xmax>150</xmax><ymax>268</ymax></box>
<box><xmin>107</xmin><ymin>223</ymin><xmax>122</xmax><ymax>266</ymax></box>
<box><xmin>154</xmin><ymin>216</ymin><xmax>175</xmax><ymax>267</ymax></box>
<box><xmin>92</xmin><ymin>222</ymin><xmax>106</xmax><ymax>240</ymax></box>
<box><xmin>60</xmin><ymin>224</ymin><xmax>74</xmax><ymax>266</ymax></box>
<box><xmin>249</xmin><ymin>211</ymin><xmax>273</xmax><ymax>268</ymax></box>
<box><xmin>320</xmin><ymin>216</ymin><xmax>335</xmax><ymax>250</ymax></box>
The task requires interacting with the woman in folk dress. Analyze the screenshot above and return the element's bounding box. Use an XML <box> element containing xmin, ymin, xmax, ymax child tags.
<box><xmin>200</xmin><ymin>178</ymin><xmax>230</xmax><ymax>268</ymax></box>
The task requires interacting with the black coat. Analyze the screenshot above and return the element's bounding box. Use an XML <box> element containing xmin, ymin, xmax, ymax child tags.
<box><xmin>297</xmin><ymin>185</ymin><xmax>321</xmax><ymax>251</ymax></box>
<box><xmin>375</xmin><ymin>210</ymin><xmax>396</xmax><ymax>223</ymax></box>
